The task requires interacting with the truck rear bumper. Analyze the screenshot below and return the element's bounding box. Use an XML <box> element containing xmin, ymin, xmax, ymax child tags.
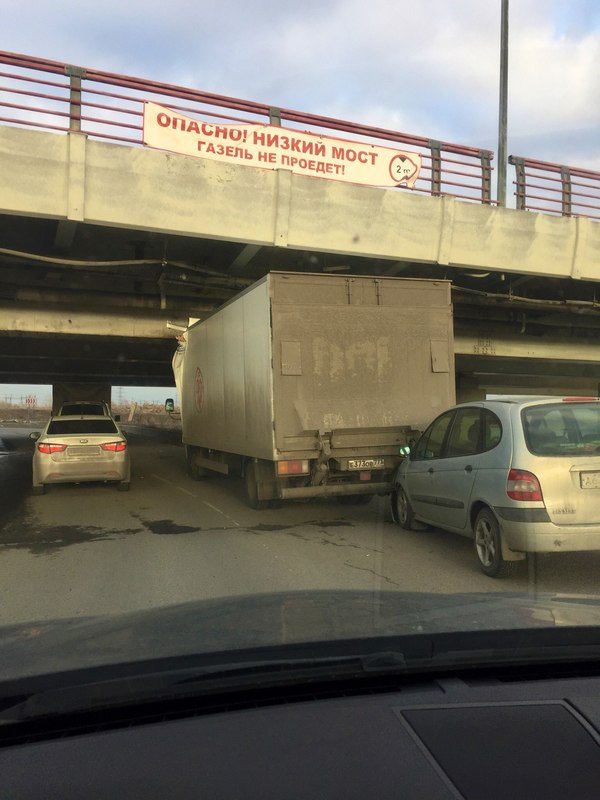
<box><xmin>280</xmin><ymin>482</ymin><xmax>392</xmax><ymax>500</ymax></box>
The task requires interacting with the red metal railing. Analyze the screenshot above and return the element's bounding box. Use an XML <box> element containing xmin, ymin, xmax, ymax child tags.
<box><xmin>0</xmin><ymin>50</ymin><xmax>493</xmax><ymax>205</ymax></box>
<box><xmin>509</xmin><ymin>156</ymin><xmax>600</xmax><ymax>220</ymax></box>
<box><xmin>1</xmin><ymin>50</ymin><xmax>598</xmax><ymax>219</ymax></box>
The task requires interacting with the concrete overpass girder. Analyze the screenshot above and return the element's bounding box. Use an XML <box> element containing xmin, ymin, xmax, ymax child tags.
<box><xmin>1</xmin><ymin>126</ymin><xmax>598</xmax><ymax>283</ymax></box>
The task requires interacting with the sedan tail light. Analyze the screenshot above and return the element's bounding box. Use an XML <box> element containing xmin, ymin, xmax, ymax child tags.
<box><xmin>100</xmin><ymin>441</ymin><xmax>127</xmax><ymax>452</ymax></box>
<box><xmin>507</xmin><ymin>468</ymin><xmax>543</xmax><ymax>501</ymax></box>
<box><xmin>37</xmin><ymin>443</ymin><xmax>67</xmax><ymax>454</ymax></box>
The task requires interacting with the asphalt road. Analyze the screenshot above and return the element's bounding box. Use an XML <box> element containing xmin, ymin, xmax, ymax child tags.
<box><xmin>1</xmin><ymin>424</ymin><xmax>599</xmax><ymax>626</ymax></box>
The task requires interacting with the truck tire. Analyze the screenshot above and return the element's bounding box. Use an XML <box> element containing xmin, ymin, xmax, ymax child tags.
<box><xmin>244</xmin><ymin>462</ymin><xmax>270</xmax><ymax>510</ymax></box>
<box><xmin>187</xmin><ymin>447</ymin><xmax>209</xmax><ymax>480</ymax></box>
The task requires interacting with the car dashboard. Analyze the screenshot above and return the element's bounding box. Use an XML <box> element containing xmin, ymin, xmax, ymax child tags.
<box><xmin>2</xmin><ymin>662</ymin><xmax>600</xmax><ymax>799</ymax></box>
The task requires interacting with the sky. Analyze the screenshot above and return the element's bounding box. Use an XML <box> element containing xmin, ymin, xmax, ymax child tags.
<box><xmin>2</xmin><ymin>0</ymin><xmax>599</xmax><ymax>169</ymax></box>
<box><xmin>2</xmin><ymin>0</ymin><xmax>599</xmax><ymax>404</ymax></box>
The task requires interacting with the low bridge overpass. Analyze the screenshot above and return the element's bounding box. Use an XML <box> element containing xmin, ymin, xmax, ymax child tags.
<box><xmin>0</xmin><ymin>51</ymin><xmax>599</xmax><ymax>398</ymax></box>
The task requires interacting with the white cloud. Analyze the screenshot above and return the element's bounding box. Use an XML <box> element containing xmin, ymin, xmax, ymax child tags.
<box><xmin>2</xmin><ymin>0</ymin><xmax>598</xmax><ymax>168</ymax></box>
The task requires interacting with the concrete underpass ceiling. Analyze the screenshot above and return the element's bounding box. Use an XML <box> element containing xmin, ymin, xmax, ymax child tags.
<box><xmin>0</xmin><ymin>332</ymin><xmax>175</xmax><ymax>387</ymax></box>
<box><xmin>1</xmin><ymin>212</ymin><xmax>600</xmax><ymax>390</ymax></box>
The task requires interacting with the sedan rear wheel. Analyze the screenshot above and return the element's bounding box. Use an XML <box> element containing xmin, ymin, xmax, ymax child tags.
<box><xmin>474</xmin><ymin>508</ymin><xmax>519</xmax><ymax>578</ymax></box>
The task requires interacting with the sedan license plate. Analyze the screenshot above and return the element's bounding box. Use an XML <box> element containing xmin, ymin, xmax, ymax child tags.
<box><xmin>67</xmin><ymin>446</ymin><xmax>101</xmax><ymax>456</ymax></box>
<box><xmin>580</xmin><ymin>471</ymin><xmax>600</xmax><ymax>489</ymax></box>
<box><xmin>348</xmin><ymin>458</ymin><xmax>384</xmax><ymax>470</ymax></box>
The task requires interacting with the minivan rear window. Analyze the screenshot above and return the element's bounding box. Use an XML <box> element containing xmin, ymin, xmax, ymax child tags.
<box><xmin>47</xmin><ymin>419</ymin><xmax>119</xmax><ymax>435</ymax></box>
<box><xmin>522</xmin><ymin>403</ymin><xmax>600</xmax><ymax>456</ymax></box>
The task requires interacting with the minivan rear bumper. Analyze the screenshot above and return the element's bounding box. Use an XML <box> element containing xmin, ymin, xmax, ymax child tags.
<box><xmin>497</xmin><ymin>514</ymin><xmax>600</xmax><ymax>553</ymax></box>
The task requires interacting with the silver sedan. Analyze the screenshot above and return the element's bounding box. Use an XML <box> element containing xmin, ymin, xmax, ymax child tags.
<box><xmin>31</xmin><ymin>415</ymin><xmax>130</xmax><ymax>494</ymax></box>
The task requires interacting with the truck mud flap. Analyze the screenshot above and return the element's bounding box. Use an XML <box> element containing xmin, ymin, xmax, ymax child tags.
<box><xmin>280</xmin><ymin>481</ymin><xmax>391</xmax><ymax>500</ymax></box>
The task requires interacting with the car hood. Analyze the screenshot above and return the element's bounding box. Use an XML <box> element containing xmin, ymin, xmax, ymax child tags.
<box><xmin>1</xmin><ymin>589</ymin><xmax>599</xmax><ymax>682</ymax></box>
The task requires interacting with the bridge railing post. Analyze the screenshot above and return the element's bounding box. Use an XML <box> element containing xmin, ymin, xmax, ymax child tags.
<box><xmin>560</xmin><ymin>165</ymin><xmax>572</xmax><ymax>216</ymax></box>
<box><xmin>64</xmin><ymin>64</ymin><xmax>86</xmax><ymax>132</ymax></box>
<box><xmin>429</xmin><ymin>140</ymin><xmax>442</xmax><ymax>196</ymax></box>
<box><xmin>480</xmin><ymin>150</ymin><xmax>493</xmax><ymax>205</ymax></box>
<box><xmin>509</xmin><ymin>155</ymin><xmax>526</xmax><ymax>210</ymax></box>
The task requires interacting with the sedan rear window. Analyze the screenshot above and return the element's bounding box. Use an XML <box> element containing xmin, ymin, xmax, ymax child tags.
<box><xmin>47</xmin><ymin>419</ymin><xmax>120</xmax><ymax>435</ymax></box>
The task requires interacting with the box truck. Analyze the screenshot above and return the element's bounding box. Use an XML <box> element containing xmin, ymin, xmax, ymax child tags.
<box><xmin>172</xmin><ymin>271</ymin><xmax>455</xmax><ymax>508</ymax></box>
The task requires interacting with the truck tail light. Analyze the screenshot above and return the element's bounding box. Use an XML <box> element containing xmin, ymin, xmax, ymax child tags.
<box><xmin>507</xmin><ymin>468</ymin><xmax>543</xmax><ymax>501</ymax></box>
<box><xmin>37</xmin><ymin>443</ymin><xmax>67</xmax><ymax>454</ymax></box>
<box><xmin>277</xmin><ymin>460</ymin><xmax>309</xmax><ymax>476</ymax></box>
<box><xmin>101</xmin><ymin>441</ymin><xmax>127</xmax><ymax>452</ymax></box>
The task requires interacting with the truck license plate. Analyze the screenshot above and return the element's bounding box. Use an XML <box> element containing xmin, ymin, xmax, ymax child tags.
<box><xmin>349</xmin><ymin>458</ymin><xmax>384</xmax><ymax>470</ymax></box>
<box><xmin>580</xmin><ymin>471</ymin><xmax>600</xmax><ymax>489</ymax></box>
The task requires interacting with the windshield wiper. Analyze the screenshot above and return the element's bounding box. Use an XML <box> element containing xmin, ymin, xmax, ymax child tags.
<box><xmin>0</xmin><ymin>650</ymin><xmax>410</xmax><ymax>724</ymax></box>
<box><xmin>2</xmin><ymin>629</ymin><xmax>600</xmax><ymax>726</ymax></box>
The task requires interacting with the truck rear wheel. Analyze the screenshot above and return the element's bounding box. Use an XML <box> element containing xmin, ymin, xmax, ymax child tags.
<box><xmin>244</xmin><ymin>462</ymin><xmax>271</xmax><ymax>510</ymax></box>
<box><xmin>186</xmin><ymin>447</ymin><xmax>209</xmax><ymax>480</ymax></box>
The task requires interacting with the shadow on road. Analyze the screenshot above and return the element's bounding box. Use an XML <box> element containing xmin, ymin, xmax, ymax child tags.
<box><xmin>0</xmin><ymin>425</ymin><xmax>38</xmax><ymax>530</ymax></box>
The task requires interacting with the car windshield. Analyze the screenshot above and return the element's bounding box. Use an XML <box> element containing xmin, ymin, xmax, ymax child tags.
<box><xmin>1</xmin><ymin>3</ymin><xmax>599</xmax><ymax>705</ymax></box>
<box><xmin>46</xmin><ymin>419</ymin><xmax>120</xmax><ymax>435</ymax></box>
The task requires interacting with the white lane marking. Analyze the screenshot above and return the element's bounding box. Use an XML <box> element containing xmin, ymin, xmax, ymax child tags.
<box><xmin>202</xmin><ymin>500</ymin><xmax>241</xmax><ymax>527</ymax></box>
<box><xmin>153</xmin><ymin>473</ymin><xmax>240</xmax><ymax>527</ymax></box>
<box><xmin>152</xmin><ymin>474</ymin><xmax>172</xmax><ymax>484</ymax></box>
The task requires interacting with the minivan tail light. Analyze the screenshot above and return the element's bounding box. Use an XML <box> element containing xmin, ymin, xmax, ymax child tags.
<box><xmin>562</xmin><ymin>397</ymin><xmax>597</xmax><ymax>402</ymax></box>
<box><xmin>37</xmin><ymin>443</ymin><xmax>67</xmax><ymax>454</ymax></box>
<box><xmin>100</xmin><ymin>441</ymin><xmax>127</xmax><ymax>452</ymax></box>
<box><xmin>507</xmin><ymin>468</ymin><xmax>543</xmax><ymax>501</ymax></box>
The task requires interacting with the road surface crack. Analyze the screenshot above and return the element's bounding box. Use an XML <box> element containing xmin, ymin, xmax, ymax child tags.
<box><xmin>343</xmin><ymin>560</ymin><xmax>401</xmax><ymax>587</ymax></box>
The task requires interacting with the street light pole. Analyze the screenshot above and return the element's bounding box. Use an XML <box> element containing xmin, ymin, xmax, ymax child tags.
<box><xmin>497</xmin><ymin>0</ymin><xmax>509</xmax><ymax>206</ymax></box>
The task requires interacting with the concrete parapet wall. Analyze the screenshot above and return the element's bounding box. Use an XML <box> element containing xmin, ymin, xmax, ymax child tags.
<box><xmin>1</xmin><ymin>126</ymin><xmax>597</xmax><ymax>284</ymax></box>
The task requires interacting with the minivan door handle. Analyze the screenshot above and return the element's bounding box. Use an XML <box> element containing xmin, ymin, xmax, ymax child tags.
<box><xmin>464</xmin><ymin>465</ymin><xmax>473</xmax><ymax>473</ymax></box>
<box><xmin>427</xmin><ymin>467</ymin><xmax>434</xmax><ymax>474</ymax></box>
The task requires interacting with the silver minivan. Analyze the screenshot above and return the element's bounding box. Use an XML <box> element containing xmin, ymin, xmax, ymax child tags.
<box><xmin>392</xmin><ymin>397</ymin><xmax>600</xmax><ymax>577</ymax></box>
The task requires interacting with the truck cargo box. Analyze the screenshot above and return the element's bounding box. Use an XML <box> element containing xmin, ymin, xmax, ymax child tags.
<box><xmin>177</xmin><ymin>272</ymin><xmax>454</xmax><ymax>507</ymax></box>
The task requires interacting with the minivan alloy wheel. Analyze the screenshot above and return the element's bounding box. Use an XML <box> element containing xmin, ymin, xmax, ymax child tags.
<box><xmin>474</xmin><ymin>508</ymin><xmax>519</xmax><ymax>578</ymax></box>
<box><xmin>392</xmin><ymin>487</ymin><xmax>415</xmax><ymax>530</ymax></box>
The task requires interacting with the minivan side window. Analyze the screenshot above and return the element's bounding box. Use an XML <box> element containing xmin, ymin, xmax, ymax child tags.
<box><xmin>414</xmin><ymin>411</ymin><xmax>453</xmax><ymax>460</ymax></box>
<box><xmin>445</xmin><ymin>408</ymin><xmax>481</xmax><ymax>457</ymax></box>
<box><xmin>482</xmin><ymin>409</ymin><xmax>503</xmax><ymax>451</ymax></box>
